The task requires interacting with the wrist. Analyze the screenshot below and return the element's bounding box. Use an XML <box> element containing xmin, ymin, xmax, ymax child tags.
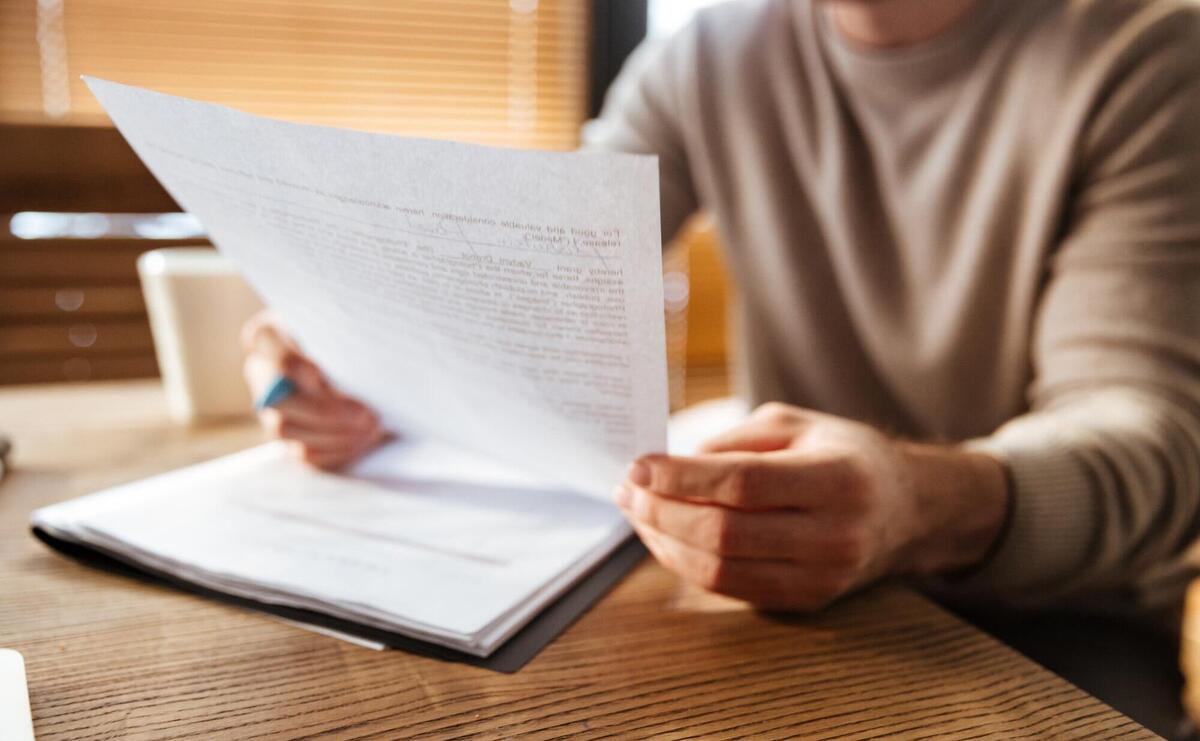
<box><xmin>898</xmin><ymin>442</ymin><xmax>1011</xmax><ymax>576</ymax></box>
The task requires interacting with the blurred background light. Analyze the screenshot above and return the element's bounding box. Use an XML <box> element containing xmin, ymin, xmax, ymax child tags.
<box><xmin>648</xmin><ymin>0</ymin><xmax>725</xmax><ymax>39</ymax></box>
<box><xmin>10</xmin><ymin>212</ymin><xmax>204</xmax><ymax>240</ymax></box>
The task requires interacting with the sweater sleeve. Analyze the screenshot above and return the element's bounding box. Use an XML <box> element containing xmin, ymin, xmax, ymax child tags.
<box><xmin>948</xmin><ymin>14</ymin><xmax>1200</xmax><ymax>608</ymax></box>
<box><xmin>583</xmin><ymin>34</ymin><xmax>700</xmax><ymax>245</ymax></box>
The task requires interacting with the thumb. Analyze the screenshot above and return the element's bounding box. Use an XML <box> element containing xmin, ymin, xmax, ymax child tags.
<box><xmin>242</xmin><ymin>312</ymin><xmax>328</xmax><ymax>396</ymax></box>
<box><xmin>696</xmin><ymin>418</ymin><xmax>797</xmax><ymax>454</ymax></box>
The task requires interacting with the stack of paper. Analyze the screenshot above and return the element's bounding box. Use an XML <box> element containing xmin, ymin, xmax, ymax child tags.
<box><xmin>34</xmin><ymin>440</ymin><xmax>631</xmax><ymax>657</ymax></box>
<box><xmin>31</xmin><ymin>78</ymin><xmax>676</xmax><ymax>665</ymax></box>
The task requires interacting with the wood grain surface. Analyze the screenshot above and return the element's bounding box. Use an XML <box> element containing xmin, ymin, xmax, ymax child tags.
<box><xmin>0</xmin><ymin>381</ymin><xmax>1155</xmax><ymax>739</ymax></box>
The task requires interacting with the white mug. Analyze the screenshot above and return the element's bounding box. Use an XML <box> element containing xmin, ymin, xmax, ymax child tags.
<box><xmin>137</xmin><ymin>247</ymin><xmax>264</xmax><ymax>424</ymax></box>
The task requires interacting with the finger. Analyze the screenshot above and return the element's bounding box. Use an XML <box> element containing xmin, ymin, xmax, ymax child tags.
<box><xmin>263</xmin><ymin>430</ymin><xmax>379</xmax><ymax>464</ymax></box>
<box><xmin>628</xmin><ymin>452</ymin><xmax>862</xmax><ymax>510</ymax></box>
<box><xmin>244</xmin><ymin>345</ymin><xmax>328</xmax><ymax>399</ymax></box>
<box><xmin>278</xmin><ymin>353</ymin><xmax>328</xmax><ymax>396</ymax></box>
<box><xmin>630</xmin><ymin>520</ymin><xmax>673</xmax><ymax>569</ymax></box>
<box><xmin>698</xmin><ymin>403</ymin><xmax>820</xmax><ymax>453</ymax></box>
<box><xmin>286</xmin><ymin>439</ymin><xmax>371</xmax><ymax>471</ymax></box>
<box><xmin>268</xmin><ymin>418</ymin><xmax>375</xmax><ymax>451</ymax></box>
<box><xmin>265</xmin><ymin>395</ymin><xmax>379</xmax><ymax>433</ymax></box>
<box><xmin>259</xmin><ymin>410</ymin><xmax>379</xmax><ymax>454</ymax></box>
<box><xmin>618</xmin><ymin>484</ymin><xmax>828</xmax><ymax>561</ymax></box>
<box><xmin>242</xmin><ymin>311</ymin><xmax>298</xmax><ymax>366</ymax></box>
<box><xmin>631</xmin><ymin>521</ymin><xmax>835</xmax><ymax>611</ymax></box>
<box><xmin>697</xmin><ymin>419</ymin><xmax>795</xmax><ymax>454</ymax></box>
<box><xmin>242</xmin><ymin>312</ymin><xmax>328</xmax><ymax>395</ymax></box>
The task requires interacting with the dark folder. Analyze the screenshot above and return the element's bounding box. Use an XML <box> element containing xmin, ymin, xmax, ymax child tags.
<box><xmin>32</xmin><ymin>526</ymin><xmax>645</xmax><ymax>673</ymax></box>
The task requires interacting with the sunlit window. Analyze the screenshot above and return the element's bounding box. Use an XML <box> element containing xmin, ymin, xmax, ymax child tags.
<box><xmin>648</xmin><ymin>0</ymin><xmax>725</xmax><ymax>39</ymax></box>
<box><xmin>9</xmin><ymin>212</ymin><xmax>204</xmax><ymax>240</ymax></box>
<box><xmin>0</xmin><ymin>0</ymin><xmax>588</xmax><ymax>149</ymax></box>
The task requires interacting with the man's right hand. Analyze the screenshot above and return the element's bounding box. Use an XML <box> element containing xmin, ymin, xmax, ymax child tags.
<box><xmin>241</xmin><ymin>310</ymin><xmax>385</xmax><ymax>469</ymax></box>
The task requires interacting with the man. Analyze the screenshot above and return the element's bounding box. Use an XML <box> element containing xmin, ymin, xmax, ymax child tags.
<box><xmin>245</xmin><ymin>0</ymin><xmax>1200</xmax><ymax>628</ymax></box>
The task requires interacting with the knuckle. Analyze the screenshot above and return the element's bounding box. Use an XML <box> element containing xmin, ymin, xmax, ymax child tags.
<box><xmin>654</xmin><ymin>461</ymin><xmax>680</xmax><ymax>494</ymax></box>
<box><xmin>834</xmin><ymin>458</ymin><xmax>874</xmax><ymax>509</ymax></box>
<box><xmin>825</xmin><ymin>530</ymin><xmax>867</xmax><ymax>569</ymax></box>
<box><xmin>300</xmin><ymin>446</ymin><xmax>342</xmax><ymax>470</ymax></box>
<box><xmin>280</xmin><ymin>352</ymin><xmax>307</xmax><ymax>377</ymax></box>
<box><xmin>315</xmin><ymin>398</ymin><xmax>345</xmax><ymax>420</ymax></box>
<box><xmin>320</xmin><ymin>400</ymin><xmax>358</xmax><ymax>427</ymax></box>
<box><xmin>635</xmin><ymin>492</ymin><xmax>659</xmax><ymax>528</ymax></box>
<box><xmin>725</xmin><ymin>461</ymin><xmax>755</xmax><ymax>505</ymax></box>
<box><xmin>848</xmin><ymin>459</ymin><xmax>873</xmax><ymax>493</ymax></box>
<box><xmin>707</xmin><ymin>512</ymin><xmax>738</xmax><ymax>555</ymax></box>
<box><xmin>753</xmin><ymin>402</ymin><xmax>794</xmax><ymax>425</ymax></box>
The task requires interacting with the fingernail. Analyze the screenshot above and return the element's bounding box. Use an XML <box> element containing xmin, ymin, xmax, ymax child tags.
<box><xmin>613</xmin><ymin>483</ymin><xmax>633</xmax><ymax>508</ymax></box>
<box><xmin>627</xmin><ymin>461</ymin><xmax>651</xmax><ymax>487</ymax></box>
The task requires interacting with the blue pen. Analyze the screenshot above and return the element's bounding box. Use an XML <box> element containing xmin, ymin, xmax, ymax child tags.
<box><xmin>254</xmin><ymin>374</ymin><xmax>298</xmax><ymax>411</ymax></box>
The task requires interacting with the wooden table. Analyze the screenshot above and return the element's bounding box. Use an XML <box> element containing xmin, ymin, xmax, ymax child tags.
<box><xmin>0</xmin><ymin>380</ymin><xmax>1153</xmax><ymax>739</ymax></box>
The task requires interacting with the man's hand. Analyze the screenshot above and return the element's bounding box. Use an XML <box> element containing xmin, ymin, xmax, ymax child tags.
<box><xmin>242</xmin><ymin>311</ymin><xmax>385</xmax><ymax>469</ymax></box>
<box><xmin>617</xmin><ymin>402</ymin><xmax>1010</xmax><ymax>611</ymax></box>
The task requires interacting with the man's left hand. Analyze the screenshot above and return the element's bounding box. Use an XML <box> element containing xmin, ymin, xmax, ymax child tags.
<box><xmin>617</xmin><ymin>402</ymin><xmax>1010</xmax><ymax>611</ymax></box>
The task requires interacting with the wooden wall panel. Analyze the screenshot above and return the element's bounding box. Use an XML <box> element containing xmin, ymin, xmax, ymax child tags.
<box><xmin>1</xmin><ymin>2</ymin><xmax>588</xmax><ymax>150</ymax></box>
<box><xmin>0</xmin><ymin>239</ymin><xmax>159</xmax><ymax>283</ymax></box>
<box><xmin>0</xmin><ymin>286</ymin><xmax>145</xmax><ymax>318</ymax></box>
<box><xmin>0</xmin><ymin>124</ymin><xmax>179</xmax><ymax>213</ymax></box>
<box><xmin>0</xmin><ymin>320</ymin><xmax>153</xmax><ymax>354</ymax></box>
<box><xmin>0</xmin><ymin>235</ymin><xmax>208</xmax><ymax>385</ymax></box>
<box><xmin>0</xmin><ymin>355</ymin><xmax>159</xmax><ymax>385</ymax></box>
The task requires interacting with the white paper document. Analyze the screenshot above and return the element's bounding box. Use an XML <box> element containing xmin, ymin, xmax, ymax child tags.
<box><xmin>33</xmin><ymin>441</ymin><xmax>630</xmax><ymax>656</ymax></box>
<box><xmin>84</xmin><ymin>76</ymin><xmax>668</xmax><ymax>497</ymax></box>
<box><xmin>34</xmin><ymin>79</ymin><xmax>680</xmax><ymax>660</ymax></box>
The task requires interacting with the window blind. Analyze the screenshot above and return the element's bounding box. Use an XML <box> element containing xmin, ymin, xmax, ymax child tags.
<box><xmin>0</xmin><ymin>0</ymin><xmax>588</xmax><ymax>150</ymax></box>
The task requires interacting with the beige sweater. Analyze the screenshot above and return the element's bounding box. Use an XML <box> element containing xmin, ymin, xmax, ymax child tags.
<box><xmin>588</xmin><ymin>0</ymin><xmax>1200</xmax><ymax>616</ymax></box>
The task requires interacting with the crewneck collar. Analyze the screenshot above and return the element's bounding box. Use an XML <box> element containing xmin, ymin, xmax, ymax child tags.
<box><xmin>812</xmin><ymin>0</ymin><xmax>1009</xmax><ymax>91</ymax></box>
